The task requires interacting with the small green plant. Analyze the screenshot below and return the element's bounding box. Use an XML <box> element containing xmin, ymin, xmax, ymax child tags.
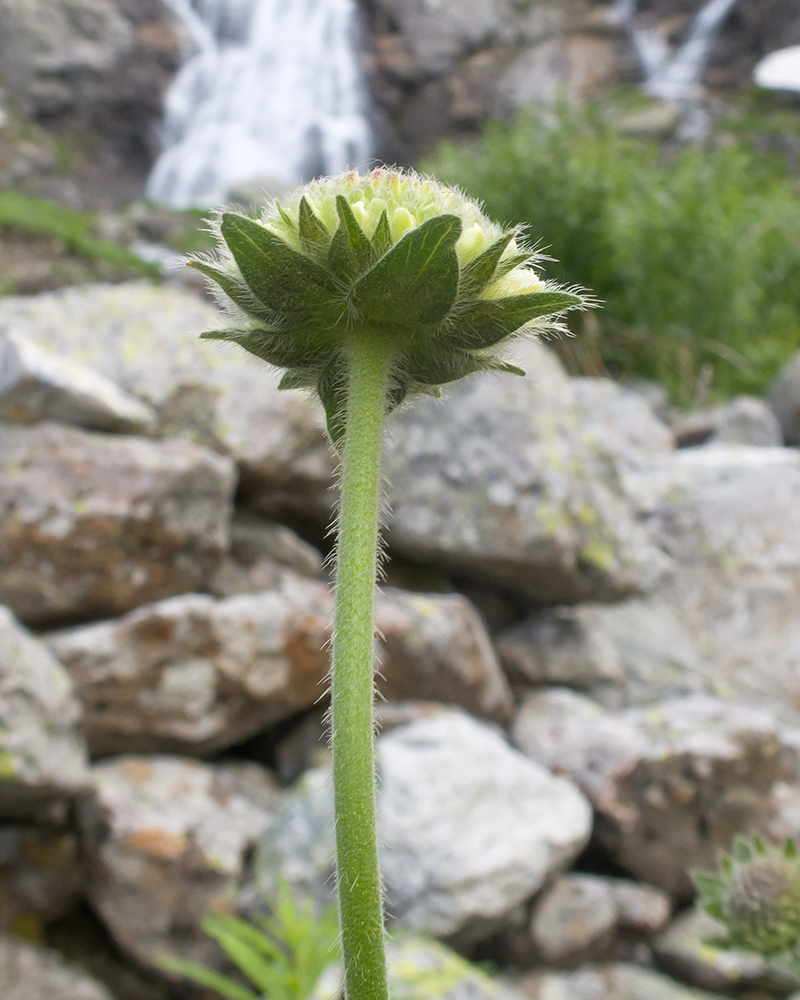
<box><xmin>426</xmin><ymin>103</ymin><xmax>800</xmax><ymax>404</ymax></box>
<box><xmin>693</xmin><ymin>836</ymin><xmax>800</xmax><ymax>973</ymax></box>
<box><xmin>0</xmin><ymin>192</ymin><xmax>158</xmax><ymax>278</ymax></box>
<box><xmin>161</xmin><ymin>884</ymin><xmax>340</xmax><ymax>1000</ymax></box>
<box><xmin>188</xmin><ymin>167</ymin><xmax>586</xmax><ymax>1000</ymax></box>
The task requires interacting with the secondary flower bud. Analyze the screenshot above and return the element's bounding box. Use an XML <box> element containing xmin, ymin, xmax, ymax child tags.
<box><xmin>694</xmin><ymin>837</ymin><xmax>800</xmax><ymax>959</ymax></box>
<box><xmin>188</xmin><ymin>167</ymin><xmax>586</xmax><ymax>449</ymax></box>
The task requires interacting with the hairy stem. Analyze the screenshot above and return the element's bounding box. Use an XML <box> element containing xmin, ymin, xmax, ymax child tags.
<box><xmin>331</xmin><ymin>335</ymin><xmax>393</xmax><ymax>1000</ymax></box>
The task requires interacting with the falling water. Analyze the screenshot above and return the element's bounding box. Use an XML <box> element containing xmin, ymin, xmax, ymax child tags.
<box><xmin>147</xmin><ymin>0</ymin><xmax>372</xmax><ymax>209</ymax></box>
<box><xmin>613</xmin><ymin>0</ymin><xmax>740</xmax><ymax>102</ymax></box>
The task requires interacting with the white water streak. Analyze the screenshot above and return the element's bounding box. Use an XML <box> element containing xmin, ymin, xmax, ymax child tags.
<box><xmin>614</xmin><ymin>0</ymin><xmax>740</xmax><ymax>102</ymax></box>
<box><xmin>148</xmin><ymin>0</ymin><xmax>372</xmax><ymax>209</ymax></box>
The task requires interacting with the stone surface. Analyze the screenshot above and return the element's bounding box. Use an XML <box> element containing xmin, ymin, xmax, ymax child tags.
<box><xmin>670</xmin><ymin>396</ymin><xmax>783</xmax><ymax>448</ymax></box>
<box><xmin>0</xmin><ymin>283</ymin><xmax>336</xmax><ymax>521</ymax></box>
<box><xmin>0</xmin><ymin>605</ymin><xmax>89</xmax><ymax>818</ymax></box>
<box><xmin>497</xmin><ymin>598</ymin><xmax>704</xmax><ymax>709</ymax></box>
<box><xmin>647</xmin><ymin>446</ymin><xmax>800</xmax><ymax>715</ymax></box>
<box><xmin>512</xmin><ymin>689</ymin><xmax>789</xmax><ymax>897</ymax></box>
<box><xmin>0</xmin><ymin>824</ymin><xmax>83</xmax><ymax>932</ymax></box>
<box><xmin>769</xmin><ymin>349</ymin><xmax>800</xmax><ymax>445</ymax></box>
<box><xmin>515</xmin><ymin>963</ymin><xmax>727</xmax><ymax>1000</ymax></box>
<box><xmin>253</xmin><ymin>709</ymin><xmax>591</xmax><ymax>944</ymax></box>
<box><xmin>0</xmin><ymin>421</ymin><xmax>235</xmax><ymax>626</ymax></box>
<box><xmin>79</xmin><ymin>755</ymin><xmax>279</xmax><ymax>970</ymax></box>
<box><xmin>50</xmin><ymin>579</ymin><xmax>511</xmax><ymax>756</ymax></box>
<box><xmin>654</xmin><ymin>905</ymin><xmax>800</xmax><ymax>996</ymax></box>
<box><xmin>0</xmin><ymin>329</ymin><xmax>156</xmax><ymax>434</ymax></box>
<box><xmin>530</xmin><ymin>874</ymin><xmax>671</xmax><ymax>968</ymax></box>
<box><xmin>0</xmin><ymin>935</ymin><xmax>114</xmax><ymax>1000</ymax></box>
<box><xmin>383</xmin><ymin>342</ymin><xmax>672</xmax><ymax>604</ymax></box>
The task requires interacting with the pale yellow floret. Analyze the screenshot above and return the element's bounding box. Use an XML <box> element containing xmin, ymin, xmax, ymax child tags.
<box><xmin>482</xmin><ymin>268</ymin><xmax>546</xmax><ymax>300</ymax></box>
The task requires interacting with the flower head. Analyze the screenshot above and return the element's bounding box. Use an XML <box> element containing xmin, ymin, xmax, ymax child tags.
<box><xmin>693</xmin><ymin>837</ymin><xmax>800</xmax><ymax>959</ymax></box>
<box><xmin>189</xmin><ymin>168</ymin><xmax>586</xmax><ymax>449</ymax></box>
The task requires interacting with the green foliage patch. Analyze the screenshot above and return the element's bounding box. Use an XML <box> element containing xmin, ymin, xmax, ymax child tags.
<box><xmin>0</xmin><ymin>192</ymin><xmax>158</xmax><ymax>279</ymax></box>
<box><xmin>426</xmin><ymin>104</ymin><xmax>800</xmax><ymax>405</ymax></box>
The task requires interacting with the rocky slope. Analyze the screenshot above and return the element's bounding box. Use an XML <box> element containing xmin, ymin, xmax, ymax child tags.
<box><xmin>2</xmin><ymin>281</ymin><xmax>800</xmax><ymax>999</ymax></box>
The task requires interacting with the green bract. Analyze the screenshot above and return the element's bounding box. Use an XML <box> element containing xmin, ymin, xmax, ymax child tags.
<box><xmin>189</xmin><ymin>168</ymin><xmax>585</xmax><ymax>449</ymax></box>
<box><xmin>693</xmin><ymin>836</ymin><xmax>800</xmax><ymax>960</ymax></box>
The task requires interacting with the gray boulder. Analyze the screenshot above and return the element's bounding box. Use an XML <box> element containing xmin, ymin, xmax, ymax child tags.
<box><xmin>0</xmin><ymin>935</ymin><xmax>114</xmax><ymax>1000</ymax></box>
<box><xmin>50</xmin><ymin>579</ymin><xmax>512</xmax><ymax>756</ymax></box>
<box><xmin>670</xmin><ymin>396</ymin><xmax>782</xmax><ymax>448</ymax></box>
<box><xmin>80</xmin><ymin>756</ymin><xmax>279</xmax><ymax>971</ymax></box>
<box><xmin>529</xmin><ymin>874</ymin><xmax>671</xmax><ymax>968</ymax></box>
<box><xmin>0</xmin><ymin>329</ymin><xmax>156</xmax><ymax>434</ymax></box>
<box><xmin>512</xmin><ymin>690</ymin><xmax>790</xmax><ymax>897</ymax></box>
<box><xmin>252</xmin><ymin>709</ymin><xmax>591</xmax><ymax>944</ymax></box>
<box><xmin>497</xmin><ymin>598</ymin><xmax>704</xmax><ymax>709</ymax></box>
<box><xmin>383</xmin><ymin>343</ymin><xmax>672</xmax><ymax>604</ymax></box>
<box><xmin>769</xmin><ymin>349</ymin><xmax>800</xmax><ymax>445</ymax></box>
<box><xmin>0</xmin><ymin>283</ymin><xmax>336</xmax><ymax>520</ymax></box>
<box><xmin>0</xmin><ymin>605</ymin><xmax>89</xmax><ymax>819</ymax></box>
<box><xmin>515</xmin><ymin>963</ymin><xmax>728</xmax><ymax>1000</ymax></box>
<box><xmin>648</xmin><ymin>446</ymin><xmax>800</xmax><ymax>715</ymax></box>
<box><xmin>0</xmin><ymin>422</ymin><xmax>235</xmax><ymax>626</ymax></box>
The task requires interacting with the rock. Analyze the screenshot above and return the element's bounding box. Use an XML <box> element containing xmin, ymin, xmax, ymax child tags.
<box><xmin>530</xmin><ymin>874</ymin><xmax>671</xmax><ymax>968</ymax></box>
<box><xmin>0</xmin><ymin>825</ymin><xmax>82</xmax><ymax>932</ymax></box>
<box><xmin>49</xmin><ymin>575</ymin><xmax>333</xmax><ymax>757</ymax></box>
<box><xmin>79</xmin><ymin>756</ymin><xmax>279</xmax><ymax>970</ymax></box>
<box><xmin>515</xmin><ymin>963</ymin><xmax>728</xmax><ymax>1000</ymax></box>
<box><xmin>0</xmin><ymin>422</ymin><xmax>235</xmax><ymax>626</ymax></box>
<box><xmin>374</xmin><ymin>588</ymin><xmax>513</xmax><ymax>721</ymax></box>
<box><xmin>769</xmin><ymin>349</ymin><xmax>800</xmax><ymax>445</ymax></box>
<box><xmin>497</xmin><ymin>598</ymin><xmax>705</xmax><ymax>709</ymax></box>
<box><xmin>0</xmin><ymin>605</ymin><xmax>89</xmax><ymax>819</ymax></box>
<box><xmin>209</xmin><ymin>513</ymin><xmax>323</xmax><ymax>597</ymax></box>
<box><xmin>648</xmin><ymin>446</ymin><xmax>800</xmax><ymax>715</ymax></box>
<box><xmin>654</xmin><ymin>905</ymin><xmax>800</xmax><ymax>996</ymax></box>
<box><xmin>383</xmin><ymin>343</ymin><xmax>671</xmax><ymax>604</ymax></box>
<box><xmin>0</xmin><ymin>935</ymin><xmax>114</xmax><ymax>1000</ymax></box>
<box><xmin>0</xmin><ymin>329</ymin><xmax>157</xmax><ymax>434</ymax></box>
<box><xmin>252</xmin><ymin>709</ymin><xmax>592</xmax><ymax>944</ymax></box>
<box><xmin>670</xmin><ymin>396</ymin><xmax>782</xmax><ymax>448</ymax></box>
<box><xmin>512</xmin><ymin>689</ymin><xmax>789</xmax><ymax>897</ymax></box>
<box><xmin>0</xmin><ymin>283</ymin><xmax>336</xmax><ymax>521</ymax></box>
<box><xmin>50</xmin><ymin>580</ymin><xmax>511</xmax><ymax>756</ymax></box>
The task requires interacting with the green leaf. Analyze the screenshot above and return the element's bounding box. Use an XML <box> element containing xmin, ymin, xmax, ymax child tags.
<box><xmin>484</xmin><ymin>359</ymin><xmax>526</xmax><ymax>377</ymax></box>
<box><xmin>386</xmin><ymin>375</ymin><xmax>409</xmax><ymax>414</ymax></box>
<box><xmin>353</xmin><ymin>214</ymin><xmax>462</xmax><ymax>325</ymax></box>
<box><xmin>785</xmin><ymin>839</ymin><xmax>798</xmax><ymax>860</ymax></box>
<box><xmin>732</xmin><ymin>837</ymin><xmax>753</xmax><ymax>862</ymax></box>
<box><xmin>459</xmin><ymin>233</ymin><xmax>515</xmax><ymax>298</ymax></box>
<box><xmin>328</xmin><ymin>196</ymin><xmax>374</xmax><ymax>283</ymax></box>
<box><xmin>371</xmin><ymin>210</ymin><xmax>393</xmax><ymax>258</ymax></box>
<box><xmin>298</xmin><ymin>196</ymin><xmax>331</xmax><ymax>258</ymax></box>
<box><xmin>403</xmin><ymin>349</ymin><xmax>484</xmax><ymax>387</ymax></box>
<box><xmin>157</xmin><ymin>954</ymin><xmax>258</xmax><ymax>1000</ymax></box>
<box><xmin>317</xmin><ymin>357</ymin><xmax>348</xmax><ymax>451</ymax></box>
<box><xmin>692</xmin><ymin>873</ymin><xmax>726</xmax><ymax>902</ymax></box>
<box><xmin>200</xmin><ymin>327</ymin><xmax>335</xmax><ymax>371</ymax></box>
<box><xmin>278</xmin><ymin>368</ymin><xmax>319</xmax><ymax>391</ymax></box>
<box><xmin>449</xmin><ymin>291</ymin><xmax>582</xmax><ymax>350</ymax></box>
<box><xmin>220</xmin><ymin>213</ymin><xmax>338</xmax><ymax>317</ymax></box>
<box><xmin>188</xmin><ymin>260</ymin><xmax>276</xmax><ymax>323</ymax></box>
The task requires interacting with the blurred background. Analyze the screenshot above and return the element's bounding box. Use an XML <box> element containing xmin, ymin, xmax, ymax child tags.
<box><xmin>1</xmin><ymin>0</ymin><xmax>800</xmax><ymax>403</ymax></box>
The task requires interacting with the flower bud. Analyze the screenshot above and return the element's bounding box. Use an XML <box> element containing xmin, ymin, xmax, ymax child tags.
<box><xmin>188</xmin><ymin>168</ymin><xmax>587</xmax><ymax>449</ymax></box>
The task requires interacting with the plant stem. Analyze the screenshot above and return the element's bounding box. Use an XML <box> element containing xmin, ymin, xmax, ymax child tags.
<box><xmin>331</xmin><ymin>334</ymin><xmax>393</xmax><ymax>1000</ymax></box>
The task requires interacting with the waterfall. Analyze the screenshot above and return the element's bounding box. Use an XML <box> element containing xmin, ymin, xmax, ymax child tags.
<box><xmin>614</xmin><ymin>0</ymin><xmax>740</xmax><ymax>103</ymax></box>
<box><xmin>147</xmin><ymin>0</ymin><xmax>372</xmax><ymax>209</ymax></box>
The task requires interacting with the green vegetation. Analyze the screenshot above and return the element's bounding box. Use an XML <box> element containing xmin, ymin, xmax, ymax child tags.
<box><xmin>693</xmin><ymin>836</ymin><xmax>800</xmax><ymax>979</ymax></box>
<box><xmin>426</xmin><ymin>104</ymin><xmax>800</xmax><ymax>405</ymax></box>
<box><xmin>160</xmin><ymin>885</ymin><xmax>340</xmax><ymax>1000</ymax></box>
<box><xmin>0</xmin><ymin>192</ymin><xmax>158</xmax><ymax>279</ymax></box>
